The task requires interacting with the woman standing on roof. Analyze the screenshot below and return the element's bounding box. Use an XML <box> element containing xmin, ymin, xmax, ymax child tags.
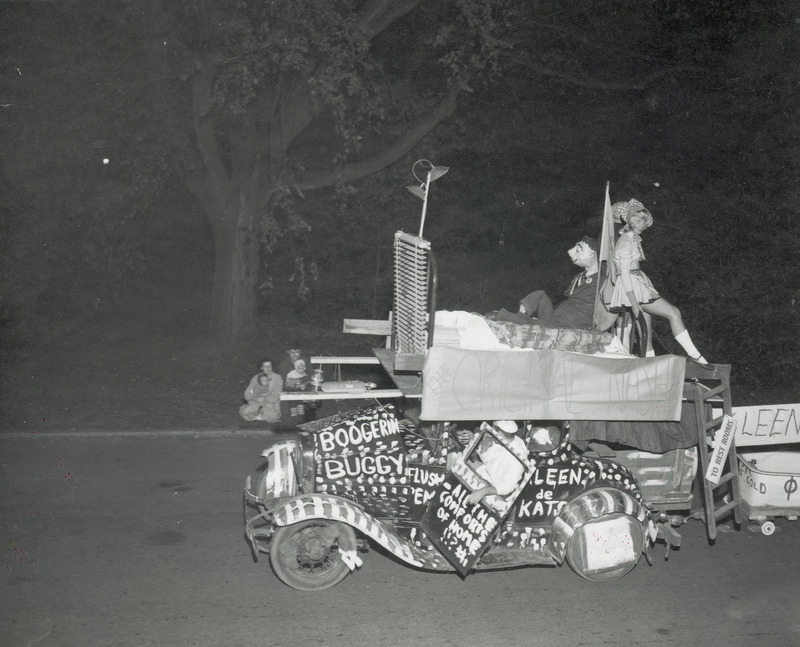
<box><xmin>608</xmin><ymin>198</ymin><xmax>708</xmax><ymax>365</ymax></box>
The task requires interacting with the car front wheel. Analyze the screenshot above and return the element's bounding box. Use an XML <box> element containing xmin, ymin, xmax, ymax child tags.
<box><xmin>270</xmin><ymin>520</ymin><xmax>357</xmax><ymax>591</ymax></box>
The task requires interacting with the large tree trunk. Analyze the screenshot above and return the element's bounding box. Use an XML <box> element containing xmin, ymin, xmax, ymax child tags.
<box><xmin>189</xmin><ymin>65</ymin><xmax>268</xmax><ymax>344</ymax></box>
<box><xmin>206</xmin><ymin>192</ymin><xmax>261</xmax><ymax>343</ymax></box>
<box><xmin>184</xmin><ymin>4</ymin><xmax>463</xmax><ymax>344</ymax></box>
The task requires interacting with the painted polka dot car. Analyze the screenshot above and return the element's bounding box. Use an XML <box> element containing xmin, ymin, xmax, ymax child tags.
<box><xmin>243</xmin><ymin>403</ymin><xmax>674</xmax><ymax>591</ymax></box>
<box><xmin>243</xmin><ymin>230</ymin><xmax>737</xmax><ymax>590</ymax></box>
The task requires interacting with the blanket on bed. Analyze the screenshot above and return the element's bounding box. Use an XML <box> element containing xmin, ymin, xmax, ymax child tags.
<box><xmin>483</xmin><ymin>309</ymin><xmax>615</xmax><ymax>354</ymax></box>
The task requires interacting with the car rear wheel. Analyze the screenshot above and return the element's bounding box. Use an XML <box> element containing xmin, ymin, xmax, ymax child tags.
<box><xmin>565</xmin><ymin>512</ymin><xmax>646</xmax><ymax>582</ymax></box>
<box><xmin>270</xmin><ymin>520</ymin><xmax>357</xmax><ymax>591</ymax></box>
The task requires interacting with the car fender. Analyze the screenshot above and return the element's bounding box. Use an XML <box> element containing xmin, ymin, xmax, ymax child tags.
<box><xmin>546</xmin><ymin>487</ymin><xmax>648</xmax><ymax>564</ymax></box>
<box><xmin>271</xmin><ymin>493</ymin><xmax>455</xmax><ymax>572</ymax></box>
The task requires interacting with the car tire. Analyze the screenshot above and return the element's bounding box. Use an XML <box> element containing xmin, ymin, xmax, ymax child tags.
<box><xmin>270</xmin><ymin>520</ymin><xmax>357</xmax><ymax>591</ymax></box>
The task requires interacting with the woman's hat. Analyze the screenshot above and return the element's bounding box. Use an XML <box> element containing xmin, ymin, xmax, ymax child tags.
<box><xmin>612</xmin><ymin>198</ymin><xmax>653</xmax><ymax>228</ymax></box>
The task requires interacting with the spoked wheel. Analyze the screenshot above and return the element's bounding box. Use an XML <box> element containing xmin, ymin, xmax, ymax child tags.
<box><xmin>565</xmin><ymin>512</ymin><xmax>646</xmax><ymax>582</ymax></box>
<box><xmin>270</xmin><ymin>520</ymin><xmax>357</xmax><ymax>591</ymax></box>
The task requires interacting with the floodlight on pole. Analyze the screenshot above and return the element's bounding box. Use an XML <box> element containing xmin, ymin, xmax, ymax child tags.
<box><xmin>405</xmin><ymin>159</ymin><xmax>449</xmax><ymax>238</ymax></box>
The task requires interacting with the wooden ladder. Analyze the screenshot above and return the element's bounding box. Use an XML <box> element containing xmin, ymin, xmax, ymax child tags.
<box><xmin>684</xmin><ymin>362</ymin><xmax>743</xmax><ymax>540</ymax></box>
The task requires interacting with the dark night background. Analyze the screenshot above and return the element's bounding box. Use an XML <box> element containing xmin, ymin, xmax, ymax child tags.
<box><xmin>1</xmin><ymin>0</ymin><xmax>798</xmax><ymax>431</ymax></box>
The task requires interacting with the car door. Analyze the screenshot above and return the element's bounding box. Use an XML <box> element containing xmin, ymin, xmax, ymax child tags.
<box><xmin>420</xmin><ymin>425</ymin><xmax>534</xmax><ymax>575</ymax></box>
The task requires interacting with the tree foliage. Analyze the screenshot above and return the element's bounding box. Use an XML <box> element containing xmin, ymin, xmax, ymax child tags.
<box><xmin>2</xmin><ymin>0</ymin><xmax>797</xmax><ymax>402</ymax></box>
<box><xmin>109</xmin><ymin>0</ymin><xmax>519</xmax><ymax>343</ymax></box>
<box><xmin>421</xmin><ymin>0</ymin><xmax>800</xmax><ymax>399</ymax></box>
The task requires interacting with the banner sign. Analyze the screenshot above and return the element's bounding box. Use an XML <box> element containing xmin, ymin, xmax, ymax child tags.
<box><xmin>318</xmin><ymin>447</ymin><xmax>406</xmax><ymax>484</ymax></box>
<box><xmin>407</xmin><ymin>464</ymin><xmax>447</xmax><ymax>519</ymax></box>
<box><xmin>311</xmin><ymin>404</ymin><xmax>403</xmax><ymax>458</ymax></box>
<box><xmin>705</xmin><ymin>414</ymin><xmax>737</xmax><ymax>485</ymax></box>
<box><xmin>310</xmin><ymin>405</ymin><xmax>408</xmax><ymax>508</ymax></box>
<box><xmin>712</xmin><ymin>404</ymin><xmax>800</xmax><ymax>447</ymax></box>
<box><xmin>420</xmin><ymin>474</ymin><xmax>501</xmax><ymax>575</ymax></box>
<box><xmin>421</xmin><ymin>347</ymin><xmax>685</xmax><ymax>422</ymax></box>
<box><xmin>515</xmin><ymin>463</ymin><xmax>589</xmax><ymax>522</ymax></box>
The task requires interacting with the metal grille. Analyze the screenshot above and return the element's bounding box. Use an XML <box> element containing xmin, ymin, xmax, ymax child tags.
<box><xmin>393</xmin><ymin>231</ymin><xmax>431</xmax><ymax>357</ymax></box>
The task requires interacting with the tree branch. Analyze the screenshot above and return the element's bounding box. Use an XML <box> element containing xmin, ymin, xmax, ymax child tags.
<box><xmin>296</xmin><ymin>85</ymin><xmax>458</xmax><ymax>191</ymax></box>
<box><xmin>188</xmin><ymin>64</ymin><xmax>233</xmax><ymax>211</ymax></box>
<box><xmin>356</xmin><ymin>0</ymin><xmax>423</xmax><ymax>38</ymax></box>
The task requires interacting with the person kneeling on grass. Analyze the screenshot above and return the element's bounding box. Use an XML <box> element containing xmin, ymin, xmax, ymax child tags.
<box><xmin>239</xmin><ymin>358</ymin><xmax>283</xmax><ymax>423</ymax></box>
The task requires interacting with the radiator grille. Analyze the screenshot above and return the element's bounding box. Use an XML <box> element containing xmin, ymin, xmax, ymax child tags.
<box><xmin>393</xmin><ymin>231</ymin><xmax>431</xmax><ymax>358</ymax></box>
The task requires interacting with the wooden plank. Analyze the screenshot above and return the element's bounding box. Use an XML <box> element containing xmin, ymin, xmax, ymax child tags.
<box><xmin>310</xmin><ymin>356</ymin><xmax>380</xmax><ymax>365</ymax></box>
<box><xmin>394</xmin><ymin>353</ymin><xmax>425</xmax><ymax>373</ymax></box>
<box><xmin>684</xmin><ymin>362</ymin><xmax>730</xmax><ymax>381</ymax></box>
<box><xmin>342</xmin><ymin>318</ymin><xmax>391</xmax><ymax>336</ymax></box>
<box><xmin>373</xmin><ymin>348</ymin><xmax>423</xmax><ymax>398</ymax></box>
<box><xmin>280</xmin><ymin>389</ymin><xmax>403</xmax><ymax>401</ymax></box>
<box><xmin>395</xmin><ymin>231</ymin><xmax>430</xmax><ymax>249</ymax></box>
<box><xmin>342</xmin><ymin>314</ymin><xmax>393</xmax><ymax>349</ymax></box>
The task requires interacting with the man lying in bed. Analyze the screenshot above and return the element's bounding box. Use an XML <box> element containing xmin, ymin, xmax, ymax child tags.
<box><xmin>483</xmin><ymin>236</ymin><xmax>617</xmax><ymax>354</ymax></box>
<box><xmin>516</xmin><ymin>236</ymin><xmax>603</xmax><ymax>330</ymax></box>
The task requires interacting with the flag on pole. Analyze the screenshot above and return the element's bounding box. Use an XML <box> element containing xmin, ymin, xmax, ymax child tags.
<box><xmin>593</xmin><ymin>182</ymin><xmax>619</xmax><ymax>331</ymax></box>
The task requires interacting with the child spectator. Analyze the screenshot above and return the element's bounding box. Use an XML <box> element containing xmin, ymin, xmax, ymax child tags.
<box><xmin>279</xmin><ymin>343</ymin><xmax>312</xmax><ymax>390</ymax></box>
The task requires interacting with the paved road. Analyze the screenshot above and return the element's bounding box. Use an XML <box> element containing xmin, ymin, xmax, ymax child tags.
<box><xmin>1</xmin><ymin>430</ymin><xmax>799</xmax><ymax>647</ymax></box>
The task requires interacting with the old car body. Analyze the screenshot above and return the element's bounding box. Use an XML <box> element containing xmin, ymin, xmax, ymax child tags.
<box><xmin>244</xmin><ymin>404</ymin><xmax>662</xmax><ymax>590</ymax></box>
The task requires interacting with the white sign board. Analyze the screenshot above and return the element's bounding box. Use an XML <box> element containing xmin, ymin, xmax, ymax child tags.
<box><xmin>705</xmin><ymin>414</ymin><xmax>737</xmax><ymax>485</ymax></box>
<box><xmin>712</xmin><ymin>404</ymin><xmax>800</xmax><ymax>447</ymax></box>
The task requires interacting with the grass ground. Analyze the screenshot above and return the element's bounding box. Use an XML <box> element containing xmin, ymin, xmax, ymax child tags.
<box><xmin>0</xmin><ymin>309</ymin><xmax>391</xmax><ymax>432</ymax></box>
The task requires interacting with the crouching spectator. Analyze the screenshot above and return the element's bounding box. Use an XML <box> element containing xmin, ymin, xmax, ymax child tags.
<box><xmin>239</xmin><ymin>358</ymin><xmax>283</xmax><ymax>423</ymax></box>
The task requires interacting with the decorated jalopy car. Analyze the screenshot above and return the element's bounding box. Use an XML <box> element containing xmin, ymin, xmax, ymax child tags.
<box><xmin>244</xmin><ymin>403</ymin><xmax>671</xmax><ymax>591</ymax></box>
<box><xmin>243</xmin><ymin>231</ymin><xmax>739</xmax><ymax>590</ymax></box>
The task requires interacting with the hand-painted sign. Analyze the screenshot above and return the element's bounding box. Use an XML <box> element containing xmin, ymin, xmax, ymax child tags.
<box><xmin>407</xmin><ymin>464</ymin><xmax>447</xmax><ymax>518</ymax></box>
<box><xmin>318</xmin><ymin>447</ymin><xmax>406</xmax><ymax>482</ymax></box>
<box><xmin>712</xmin><ymin>404</ymin><xmax>800</xmax><ymax>447</ymax></box>
<box><xmin>737</xmin><ymin>451</ymin><xmax>800</xmax><ymax>507</ymax></box>
<box><xmin>516</xmin><ymin>463</ymin><xmax>586</xmax><ymax>522</ymax></box>
<box><xmin>311</xmin><ymin>405</ymin><xmax>409</xmax><ymax>510</ymax></box>
<box><xmin>705</xmin><ymin>414</ymin><xmax>736</xmax><ymax>485</ymax></box>
<box><xmin>420</xmin><ymin>473</ymin><xmax>501</xmax><ymax>575</ymax></box>
<box><xmin>311</xmin><ymin>404</ymin><xmax>403</xmax><ymax>458</ymax></box>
